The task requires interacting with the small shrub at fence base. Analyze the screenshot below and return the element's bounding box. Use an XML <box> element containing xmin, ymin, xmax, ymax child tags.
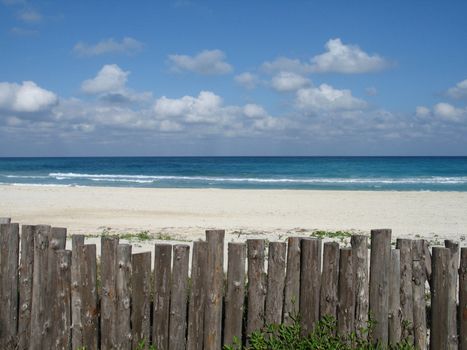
<box><xmin>223</xmin><ymin>316</ymin><xmax>416</xmax><ymax>350</ymax></box>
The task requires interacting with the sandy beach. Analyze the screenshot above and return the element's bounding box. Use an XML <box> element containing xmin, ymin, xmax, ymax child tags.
<box><xmin>1</xmin><ymin>185</ymin><xmax>466</xmax><ymax>250</ymax></box>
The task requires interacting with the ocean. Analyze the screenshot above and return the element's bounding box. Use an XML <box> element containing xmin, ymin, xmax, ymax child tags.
<box><xmin>0</xmin><ymin>157</ymin><xmax>466</xmax><ymax>191</ymax></box>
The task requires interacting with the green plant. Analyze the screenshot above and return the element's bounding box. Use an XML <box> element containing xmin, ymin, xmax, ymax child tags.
<box><xmin>136</xmin><ymin>338</ymin><xmax>157</xmax><ymax>350</ymax></box>
<box><xmin>224</xmin><ymin>316</ymin><xmax>416</xmax><ymax>350</ymax></box>
<box><xmin>310</xmin><ymin>230</ymin><xmax>353</xmax><ymax>240</ymax></box>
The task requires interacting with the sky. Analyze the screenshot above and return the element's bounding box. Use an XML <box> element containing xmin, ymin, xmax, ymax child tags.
<box><xmin>1</xmin><ymin>0</ymin><xmax>467</xmax><ymax>156</ymax></box>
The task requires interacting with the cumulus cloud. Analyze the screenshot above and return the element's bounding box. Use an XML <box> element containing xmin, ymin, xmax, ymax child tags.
<box><xmin>168</xmin><ymin>49</ymin><xmax>233</xmax><ymax>75</ymax></box>
<box><xmin>295</xmin><ymin>84</ymin><xmax>367</xmax><ymax>112</ymax></box>
<box><xmin>81</xmin><ymin>64</ymin><xmax>129</xmax><ymax>94</ymax></box>
<box><xmin>243</xmin><ymin>104</ymin><xmax>268</xmax><ymax>118</ymax></box>
<box><xmin>433</xmin><ymin>102</ymin><xmax>466</xmax><ymax>122</ymax></box>
<box><xmin>446</xmin><ymin>79</ymin><xmax>467</xmax><ymax>99</ymax></box>
<box><xmin>271</xmin><ymin>71</ymin><xmax>310</xmax><ymax>92</ymax></box>
<box><xmin>154</xmin><ymin>91</ymin><xmax>226</xmax><ymax>123</ymax></box>
<box><xmin>234</xmin><ymin>72</ymin><xmax>258</xmax><ymax>89</ymax></box>
<box><xmin>310</xmin><ymin>38</ymin><xmax>389</xmax><ymax>74</ymax></box>
<box><xmin>0</xmin><ymin>81</ymin><xmax>58</xmax><ymax>112</ymax></box>
<box><xmin>73</xmin><ymin>37</ymin><xmax>144</xmax><ymax>57</ymax></box>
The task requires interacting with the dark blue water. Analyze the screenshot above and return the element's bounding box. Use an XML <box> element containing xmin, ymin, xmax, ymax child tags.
<box><xmin>0</xmin><ymin>157</ymin><xmax>467</xmax><ymax>191</ymax></box>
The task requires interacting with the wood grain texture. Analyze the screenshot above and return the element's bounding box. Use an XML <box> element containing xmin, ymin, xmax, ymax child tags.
<box><xmin>17</xmin><ymin>225</ymin><xmax>35</xmax><ymax>350</ymax></box>
<box><xmin>246</xmin><ymin>239</ymin><xmax>266</xmax><ymax>338</ymax></box>
<box><xmin>389</xmin><ymin>249</ymin><xmax>401</xmax><ymax>345</ymax></box>
<box><xmin>337</xmin><ymin>248</ymin><xmax>354</xmax><ymax>336</ymax></box>
<box><xmin>203</xmin><ymin>230</ymin><xmax>225</xmax><ymax>350</ymax></box>
<box><xmin>100</xmin><ymin>236</ymin><xmax>119</xmax><ymax>350</ymax></box>
<box><xmin>0</xmin><ymin>223</ymin><xmax>19</xmax><ymax>349</ymax></box>
<box><xmin>187</xmin><ymin>241</ymin><xmax>208</xmax><ymax>350</ymax></box>
<box><xmin>169</xmin><ymin>244</ymin><xmax>190</xmax><ymax>350</ymax></box>
<box><xmin>71</xmin><ymin>235</ymin><xmax>85</xmax><ymax>350</ymax></box>
<box><xmin>430</xmin><ymin>247</ymin><xmax>450</xmax><ymax>350</ymax></box>
<box><xmin>413</xmin><ymin>240</ymin><xmax>427</xmax><ymax>350</ymax></box>
<box><xmin>283</xmin><ymin>237</ymin><xmax>302</xmax><ymax>325</ymax></box>
<box><xmin>369</xmin><ymin>229</ymin><xmax>391</xmax><ymax>346</ymax></box>
<box><xmin>299</xmin><ymin>238</ymin><xmax>321</xmax><ymax>336</ymax></box>
<box><xmin>459</xmin><ymin>248</ymin><xmax>467</xmax><ymax>350</ymax></box>
<box><xmin>351</xmin><ymin>235</ymin><xmax>369</xmax><ymax>336</ymax></box>
<box><xmin>320</xmin><ymin>242</ymin><xmax>339</xmax><ymax>320</ymax></box>
<box><xmin>223</xmin><ymin>242</ymin><xmax>246</xmax><ymax>347</ymax></box>
<box><xmin>153</xmin><ymin>244</ymin><xmax>172</xmax><ymax>350</ymax></box>
<box><xmin>116</xmin><ymin>244</ymin><xmax>132</xmax><ymax>350</ymax></box>
<box><xmin>396</xmin><ymin>238</ymin><xmax>413</xmax><ymax>341</ymax></box>
<box><xmin>265</xmin><ymin>241</ymin><xmax>286</xmax><ymax>325</ymax></box>
<box><xmin>131</xmin><ymin>252</ymin><xmax>151</xmax><ymax>349</ymax></box>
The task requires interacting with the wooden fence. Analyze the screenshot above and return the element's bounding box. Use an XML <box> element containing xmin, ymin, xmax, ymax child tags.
<box><xmin>0</xmin><ymin>219</ymin><xmax>466</xmax><ymax>350</ymax></box>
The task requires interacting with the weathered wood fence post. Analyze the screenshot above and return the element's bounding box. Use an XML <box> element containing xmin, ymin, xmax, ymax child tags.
<box><xmin>460</xmin><ymin>247</ymin><xmax>467</xmax><ymax>350</ymax></box>
<box><xmin>337</xmin><ymin>248</ymin><xmax>354</xmax><ymax>336</ymax></box>
<box><xmin>131</xmin><ymin>251</ymin><xmax>151</xmax><ymax>349</ymax></box>
<box><xmin>223</xmin><ymin>242</ymin><xmax>246</xmax><ymax>347</ymax></box>
<box><xmin>413</xmin><ymin>240</ymin><xmax>427</xmax><ymax>350</ymax></box>
<box><xmin>351</xmin><ymin>235</ymin><xmax>369</xmax><ymax>336</ymax></box>
<box><xmin>101</xmin><ymin>236</ymin><xmax>119</xmax><ymax>349</ymax></box>
<box><xmin>283</xmin><ymin>237</ymin><xmax>301</xmax><ymax>325</ymax></box>
<box><xmin>17</xmin><ymin>225</ymin><xmax>35</xmax><ymax>350</ymax></box>
<box><xmin>265</xmin><ymin>241</ymin><xmax>286</xmax><ymax>325</ymax></box>
<box><xmin>320</xmin><ymin>242</ymin><xmax>339</xmax><ymax>321</ymax></box>
<box><xmin>430</xmin><ymin>247</ymin><xmax>451</xmax><ymax>350</ymax></box>
<box><xmin>169</xmin><ymin>244</ymin><xmax>190</xmax><ymax>350</ymax></box>
<box><xmin>389</xmin><ymin>249</ymin><xmax>401</xmax><ymax>345</ymax></box>
<box><xmin>153</xmin><ymin>244</ymin><xmax>172</xmax><ymax>350</ymax></box>
<box><xmin>188</xmin><ymin>241</ymin><xmax>208</xmax><ymax>350</ymax></box>
<box><xmin>299</xmin><ymin>238</ymin><xmax>321</xmax><ymax>335</ymax></box>
<box><xmin>0</xmin><ymin>223</ymin><xmax>19</xmax><ymax>349</ymax></box>
<box><xmin>369</xmin><ymin>229</ymin><xmax>391</xmax><ymax>346</ymax></box>
<box><xmin>396</xmin><ymin>238</ymin><xmax>413</xmax><ymax>342</ymax></box>
<box><xmin>246</xmin><ymin>239</ymin><xmax>266</xmax><ymax>339</ymax></box>
<box><xmin>204</xmin><ymin>230</ymin><xmax>225</xmax><ymax>350</ymax></box>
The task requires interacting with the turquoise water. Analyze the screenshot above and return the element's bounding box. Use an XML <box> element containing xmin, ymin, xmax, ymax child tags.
<box><xmin>0</xmin><ymin>157</ymin><xmax>466</xmax><ymax>191</ymax></box>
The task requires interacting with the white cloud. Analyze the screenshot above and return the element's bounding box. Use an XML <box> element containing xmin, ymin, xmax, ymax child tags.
<box><xmin>271</xmin><ymin>71</ymin><xmax>310</xmax><ymax>92</ymax></box>
<box><xmin>235</xmin><ymin>72</ymin><xmax>258</xmax><ymax>89</ymax></box>
<box><xmin>310</xmin><ymin>38</ymin><xmax>389</xmax><ymax>74</ymax></box>
<box><xmin>154</xmin><ymin>91</ymin><xmax>225</xmax><ymax>123</ymax></box>
<box><xmin>243</xmin><ymin>104</ymin><xmax>268</xmax><ymax>118</ymax></box>
<box><xmin>17</xmin><ymin>8</ymin><xmax>42</xmax><ymax>23</ymax></box>
<box><xmin>433</xmin><ymin>102</ymin><xmax>466</xmax><ymax>122</ymax></box>
<box><xmin>0</xmin><ymin>81</ymin><xmax>57</xmax><ymax>112</ymax></box>
<box><xmin>415</xmin><ymin>106</ymin><xmax>431</xmax><ymax>118</ymax></box>
<box><xmin>81</xmin><ymin>64</ymin><xmax>129</xmax><ymax>94</ymax></box>
<box><xmin>446</xmin><ymin>79</ymin><xmax>467</xmax><ymax>99</ymax></box>
<box><xmin>261</xmin><ymin>57</ymin><xmax>312</xmax><ymax>75</ymax></box>
<box><xmin>296</xmin><ymin>84</ymin><xmax>367</xmax><ymax>112</ymax></box>
<box><xmin>73</xmin><ymin>37</ymin><xmax>144</xmax><ymax>57</ymax></box>
<box><xmin>168</xmin><ymin>49</ymin><xmax>233</xmax><ymax>75</ymax></box>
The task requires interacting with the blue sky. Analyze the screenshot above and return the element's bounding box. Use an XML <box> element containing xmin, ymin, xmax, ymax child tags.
<box><xmin>1</xmin><ymin>0</ymin><xmax>467</xmax><ymax>156</ymax></box>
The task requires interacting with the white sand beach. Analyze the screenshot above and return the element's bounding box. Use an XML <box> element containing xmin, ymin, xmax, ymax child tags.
<box><xmin>1</xmin><ymin>185</ymin><xmax>466</xmax><ymax>252</ymax></box>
